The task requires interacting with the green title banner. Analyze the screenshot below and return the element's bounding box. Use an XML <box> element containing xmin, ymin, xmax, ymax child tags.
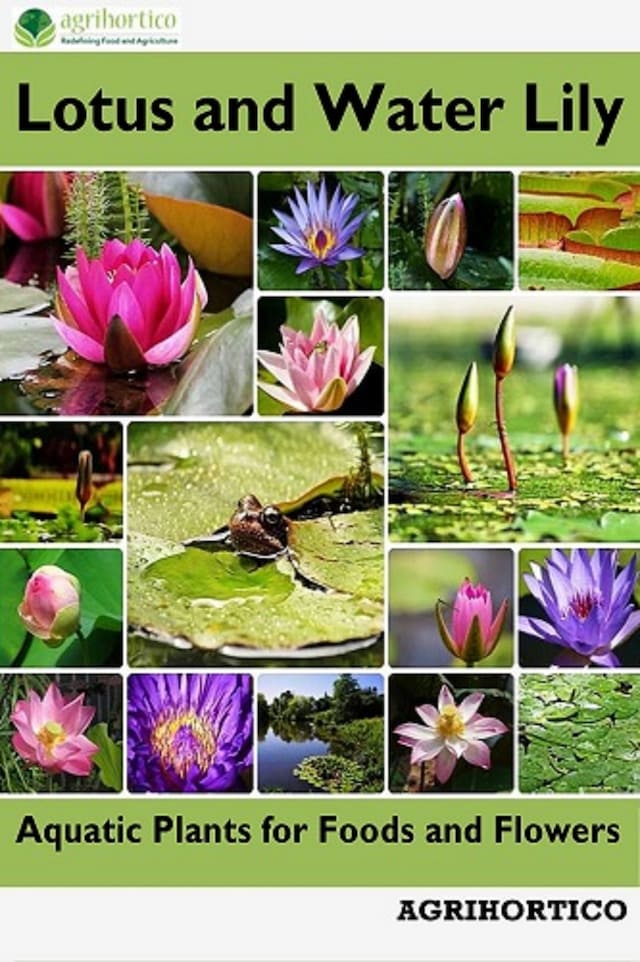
<box><xmin>0</xmin><ymin>799</ymin><xmax>637</xmax><ymax>887</ymax></box>
<box><xmin>1</xmin><ymin>52</ymin><xmax>638</xmax><ymax>165</ymax></box>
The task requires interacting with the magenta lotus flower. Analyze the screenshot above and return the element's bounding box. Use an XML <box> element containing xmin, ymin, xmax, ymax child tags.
<box><xmin>18</xmin><ymin>565</ymin><xmax>81</xmax><ymax>647</ymax></box>
<box><xmin>53</xmin><ymin>239</ymin><xmax>207</xmax><ymax>373</ymax></box>
<box><xmin>394</xmin><ymin>685</ymin><xmax>508</xmax><ymax>785</ymax></box>
<box><xmin>11</xmin><ymin>683</ymin><xmax>98</xmax><ymax>776</ymax></box>
<box><xmin>258</xmin><ymin>308</ymin><xmax>375</xmax><ymax>413</ymax></box>
<box><xmin>1</xmin><ymin>172</ymin><xmax>68</xmax><ymax>242</ymax></box>
<box><xmin>436</xmin><ymin>579</ymin><xmax>508</xmax><ymax>665</ymax></box>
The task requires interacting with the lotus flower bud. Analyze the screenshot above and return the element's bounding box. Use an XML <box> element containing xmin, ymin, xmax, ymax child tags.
<box><xmin>76</xmin><ymin>450</ymin><xmax>93</xmax><ymax>520</ymax></box>
<box><xmin>456</xmin><ymin>362</ymin><xmax>478</xmax><ymax>435</ymax></box>
<box><xmin>554</xmin><ymin>363</ymin><xmax>579</xmax><ymax>436</ymax></box>
<box><xmin>492</xmin><ymin>305</ymin><xmax>516</xmax><ymax>379</ymax></box>
<box><xmin>424</xmin><ymin>192</ymin><xmax>467</xmax><ymax>280</ymax></box>
<box><xmin>436</xmin><ymin>579</ymin><xmax>509</xmax><ymax>665</ymax></box>
<box><xmin>18</xmin><ymin>565</ymin><xmax>81</xmax><ymax>647</ymax></box>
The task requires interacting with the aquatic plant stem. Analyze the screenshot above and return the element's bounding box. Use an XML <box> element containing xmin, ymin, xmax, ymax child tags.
<box><xmin>494</xmin><ymin>375</ymin><xmax>517</xmax><ymax>492</ymax></box>
<box><xmin>456</xmin><ymin>431</ymin><xmax>473</xmax><ymax>484</ymax></box>
<box><xmin>562</xmin><ymin>433</ymin><xmax>570</xmax><ymax>462</ymax></box>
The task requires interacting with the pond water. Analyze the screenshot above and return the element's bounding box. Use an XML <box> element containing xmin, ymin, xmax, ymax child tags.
<box><xmin>258</xmin><ymin>728</ymin><xmax>329</xmax><ymax>793</ymax></box>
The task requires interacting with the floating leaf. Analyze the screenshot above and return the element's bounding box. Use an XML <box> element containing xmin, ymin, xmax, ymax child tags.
<box><xmin>518</xmin><ymin>248</ymin><xmax>640</xmax><ymax>290</ymax></box>
<box><xmin>144</xmin><ymin>191</ymin><xmax>252</xmax><ymax>277</ymax></box>
<box><xmin>564</xmin><ymin>227</ymin><xmax>640</xmax><ymax>265</ymax></box>
<box><xmin>520</xmin><ymin>173</ymin><xmax>632</xmax><ymax>208</ymax></box>
<box><xmin>519</xmin><ymin>193</ymin><xmax>621</xmax><ymax>246</ymax></box>
<box><xmin>163</xmin><ymin>313</ymin><xmax>253</xmax><ymax>416</ymax></box>
<box><xmin>0</xmin><ymin>279</ymin><xmax>50</xmax><ymax>315</ymax></box>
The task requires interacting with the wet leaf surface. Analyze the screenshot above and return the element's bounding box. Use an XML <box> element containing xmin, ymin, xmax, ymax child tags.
<box><xmin>128</xmin><ymin>423</ymin><xmax>384</xmax><ymax>662</ymax></box>
<box><xmin>519</xmin><ymin>675</ymin><xmax>640</xmax><ymax>793</ymax></box>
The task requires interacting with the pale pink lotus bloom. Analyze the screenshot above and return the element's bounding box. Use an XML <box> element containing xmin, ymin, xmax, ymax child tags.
<box><xmin>1</xmin><ymin>172</ymin><xmax>68</xmax><ymax>242</ymax></box>
<box><xmin>11</xmin><ymin>683</ymin><xmax>98</xmax><ymax>776</ymax></box>
<box><xmin>258</xmin><ymin>309</ymin><xmax>376</xmax><ymax>413</ymax></box>
<box><xmin>53</xmin><ymin>238</ymin><xmax>207</xmax><ymax>372</ymax></box>
<box><xmin>394</xmin><ymin>684</ymin><xmax>508</xmax><ymax>784</ymax></box>
<box><xmin>436</xmin><ymin>578</ymin><xmax>508</xmax><ymax>665</ymax></box>
<box><xmin>18</xmin><ymin>564</ymin><xmax>81</xmax><ymax>646</ymax></box>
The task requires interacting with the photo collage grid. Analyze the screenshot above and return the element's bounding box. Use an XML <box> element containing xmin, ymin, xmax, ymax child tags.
<box><xmin>0</xmin><ymin>168</ymin><xmax>638</xmax><ymax>796</ymax></box>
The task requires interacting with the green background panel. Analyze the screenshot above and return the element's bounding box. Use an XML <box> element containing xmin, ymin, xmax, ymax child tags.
<box><xmin>0</xmin><ymin>53</ymin><xmax>637</xmax><ymax>164</ymax></box>
<box><xmin>0</xmin><ymin>799</ymin><xmax>636</xmax><ymax>886</ymax></box>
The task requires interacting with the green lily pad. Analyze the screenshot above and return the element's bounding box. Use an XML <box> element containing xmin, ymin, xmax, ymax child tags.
<box><xmin>520</xmin><ymin>174</ymin><xmax>631</xmax><ymax>205</ymax></box>
<box><xmin>0</xmin><ymin>279</ymin><xmax>50</xmax><ymax>315</ymax></box>
<box><xmin>519</xmin><ymin>248</ymin><xmax>640</xmax><ymax>290</ymax></box>
<box><xmin>128</xmin><ymin>422</ymin><xmax>384</xmax><ymax>659</ymax></box>
<box><xmin>520</xmin><ymin>675</ymin><xmax>640</xmax><ymax>793</ymax></box>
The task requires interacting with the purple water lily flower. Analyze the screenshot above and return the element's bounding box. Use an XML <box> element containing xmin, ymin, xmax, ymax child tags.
<box><xmin>519</xmin><ymin>548</ymin><xmax>640</xmax><ymax>667</ymax></box>
<box><xmin>270</xmin><ymin>178</ymin><xmax>366</xmax><ymax>274</ymax></box>
<box><xmin>128</xmin><ymin>674</ymin><xmax>253</xmax><ymax>793</ymax></box>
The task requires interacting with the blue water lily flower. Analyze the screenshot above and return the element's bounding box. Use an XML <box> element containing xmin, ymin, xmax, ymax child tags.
<box><xmin>128</xmin><ymin>673</ymin><xmax>253</xmax><ymax>792</ymax></box>
<box><xmin>519</xmin><ymin>548</ymin><xmax>640</xmax><ymax>667</ymax></box>
<box><xmin>270</xmin><ymin>178</ymin><xmax>366</xmax><ymax>274</ymax></box>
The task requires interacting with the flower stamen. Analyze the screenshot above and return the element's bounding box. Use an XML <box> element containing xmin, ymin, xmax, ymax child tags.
<box><xmin>37</xmin><ymin>721</ymin><xmax>67</xmax><ymax>755</ymax></box>
<box><xmin>436</xmin><ymin>704</ymin><xmax>465</xmax><ymax>739</ymax></box>
<box><xmin>151</xmin><ymin>708</ymin><xmax>217</xmax><ymax>780</ymax></box>
<box><xmin>567</xmin><ymin>591</ymin><xmax>600</xmax><ymax>620</ymax></box>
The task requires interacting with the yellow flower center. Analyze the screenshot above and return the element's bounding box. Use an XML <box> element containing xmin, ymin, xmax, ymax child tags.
<box><xmin>307</xmin><ymin>227</ymin><xmax>336</xmax><ymax>260</ymax></box>
<box><xmin>37</xmin><ymin>721</ymin><xmax>67</xmax><ymax>755</ymax></box>
<box><xmin>313</xmin><ymin>340</ymin><xmax>328</xmax><ymax>354</ymax></box>
<box><xmin>437</xmin><ymin>704</ymin><xmax>465</xmax><ymax>739</ymax></box>
<box><xmin>150</xmin><ymin>708</ymin><xmax>216</xmax><ymax>779</ymax></box>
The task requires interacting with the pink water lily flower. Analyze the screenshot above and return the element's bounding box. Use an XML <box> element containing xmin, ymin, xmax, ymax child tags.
<box><xmin>258</xmin><ymin>309</ymin><xmax>375</xmax><ymax>413</ymax></box>
<box><xmin>1</xmin><ymin>172</ymin><xmax>68</xmax><ymax>242</ymax></box>
<box><xmin>11</xmin><ymin>683</ymin><xmax>98</xmax><ymax>776</ymax></box>
<box><xmin>436</xmin><ymin>578</ymin><xmax>508</xmax><ymax>665</ymax></box>
<box><xmin>394</xmin><ymin>684</ymin><xmax>508</xmax><ymax>784</ymax></box>
<box><xmin>53</xmin><ymin>238</ymin><xmax>207</xmax><ymax>373</ymax></box>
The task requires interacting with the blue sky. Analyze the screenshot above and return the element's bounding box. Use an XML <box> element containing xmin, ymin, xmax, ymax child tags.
<box><xmin>258</xmin><ymin>673</ymin><xmax>384</xmax><ymax>701</ymax></box>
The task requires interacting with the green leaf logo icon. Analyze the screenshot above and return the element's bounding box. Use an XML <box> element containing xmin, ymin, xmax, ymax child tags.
<box><xmin>14</xmin><ymin>8</ymin><xmax>55</xmax><ymax>47</ymax></box>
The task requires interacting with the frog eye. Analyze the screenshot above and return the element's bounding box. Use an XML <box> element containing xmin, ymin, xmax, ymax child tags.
<box><xmin>262</xmin><ymin>505</ymin><xmax>282</xmax><ymax>526</ymax></box>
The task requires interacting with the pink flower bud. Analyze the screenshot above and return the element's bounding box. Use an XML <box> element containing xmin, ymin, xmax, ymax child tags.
<box><xmin>554</xmin><ymin>363</ymin><xmax>579</xmax><ymax>436</ymax></box>
<box><xmin>436</xmin><ymin>579</ymin><xmax>508</xmax><ymax>665</ymax></box>
<box><xmin>18</xmin><ymin>565</ymin><xmax>81</xmax><ymax>646</ymax></box>
<box><xmin>424</xmin><ymin>192</ymin><xmax>467</xmax><ymax>280</ymax></box>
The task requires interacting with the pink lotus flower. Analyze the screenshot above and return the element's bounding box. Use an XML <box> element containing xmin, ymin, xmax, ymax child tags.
<box><xmin>258</xmin><ymin>309</ymin><xmax>375</xmax><ymax>413</ymax></box>
<box><xmin>11</xmin><ymin>683</ymin><xmax>98</xmax><ymax>776</ymax></box>
<box><xmin>436</xmin><ymin>578</ymin><xmax>508</xmax><ymax>665</ymax></box>
<box><xmin>394</xmin><ymin>684</ymin><xmax>508</xmax><ymax>784</ymax></box>
<box><xmin>1</xmin><ymin>172</ymin><xmax>68</xmax><ymax>242</ymax></box>
<box><xmin>53</xmin><ymin>238</ymin><xmax>207</xmax><ymax>373</ymax></box>
<box><xmin>424</xmin><ymin>192</ymin><xmax>467</xmax><ymax>280</ymax></box>
<box><xmin>18</xmin><ymin>564</ymin><xmax>81</xmax><ymax>647</ymax></box>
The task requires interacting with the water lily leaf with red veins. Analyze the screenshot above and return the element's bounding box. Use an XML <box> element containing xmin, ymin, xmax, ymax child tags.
<box><xmin>519</xmin><ymin>193</ymin><xmax>622</xmax><ymax>247</ymax></box>
<box><xmin>520</xmin><ymin>173</ymin><xmax>634</xmax><ymax>210</ymax></box>
<box><xmin>564</xmin><ymin>227</ymin><xmax>640</xmax><ymax>266</ymax></box>
<box><xmin>518</xmin><ymin>249</ymin><xmax>640</xmax><ymax>290</ymax></box>
<box><xmin>144</xmin><ymin>191</ymin><xmax>252</xmax><ymax>277</ymax></box>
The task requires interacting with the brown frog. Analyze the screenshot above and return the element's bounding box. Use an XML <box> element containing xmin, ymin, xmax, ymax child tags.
<box><xmin>182</xmin><ymin>494</ymin><xmax>327</xmax><ymax>591</ymax></box>
<box><xmin>227</xmin><ymin>494</ymin><xmax>289</xmax><ymax>558</ymax></box>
